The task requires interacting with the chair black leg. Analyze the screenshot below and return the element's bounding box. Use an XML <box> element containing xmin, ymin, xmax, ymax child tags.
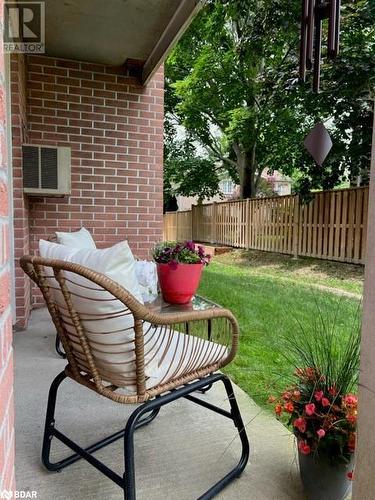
<box><xmin>55</xmin><ymin>333</ymin><xmax>66</xmax><ymax>359</ymax></box>
<box><xmin>42</xmin><ymin>371</ymin><xmax>68</xmax><ymax>471</ymax></box>
<box><xmin>197</xmin><ymin>376</ymin><xmax>250</xmax><ymax>499</ymax></box>
<box><xmin>122</xmin><ymin>374</ymin><xmax>250</xmax><ymax>500</ymax></box>
<box><xmin>41</xmin><ymin>373</ymin><xmax>160</xmax><ymax>475</ymax></box>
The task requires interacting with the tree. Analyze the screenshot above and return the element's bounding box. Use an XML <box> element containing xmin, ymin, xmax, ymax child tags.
<box><xmin>163</xmin><ymin>120</ymin><xmax>227</xmax><ymax>210</ymax></box>
<box><xmin>165</xmin><ymin>0</ymin><xmax>302</xmax><ymax>198</ymax></box>
<box><xmin>165</xmin><ymin>0</ymin><xmax>374</xmax><ymax>199</ymax></box>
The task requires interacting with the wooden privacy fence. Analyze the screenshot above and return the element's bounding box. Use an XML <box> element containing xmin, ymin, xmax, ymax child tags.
<box><xmin>163</xmin><ymin>186</ymin><xmax>369</xmax><ymax>265</ymax></box>
<box><xmin>163</xmin><ymin>210</ymin><xmax>192</xmax><ymax>241</ymax></box>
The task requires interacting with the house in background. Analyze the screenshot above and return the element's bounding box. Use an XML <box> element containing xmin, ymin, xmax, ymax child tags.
<box><xmin>176</xmin><ymin>169</ymin><xmax>292</xmax><ymax>211</ymax></box>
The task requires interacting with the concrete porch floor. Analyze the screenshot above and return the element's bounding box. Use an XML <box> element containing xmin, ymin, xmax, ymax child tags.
<box><xmin>14</xmin><ymin>308</ymin><xmax>305</xmax><ymax>500</ymax></box>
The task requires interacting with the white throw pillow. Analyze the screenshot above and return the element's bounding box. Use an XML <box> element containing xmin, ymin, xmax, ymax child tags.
<box><xmin>135</xmin><ymin>260</ymin><xmax>158</xmax><ymax>303</ymax></box>
<box><xmin>55</xmin><ymin>227</ymin><xmax>96</xmax><ymax>249</ymax></box>
<box><xmin>38</xmin><ymin>239</ymin><xmax>161</xmax><ymax>389</ymax></box>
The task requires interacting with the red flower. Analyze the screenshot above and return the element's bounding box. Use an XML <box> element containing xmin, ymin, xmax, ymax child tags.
<box><xmin>328</xmin><ymin>386</ymin><xmax>338</xmax><ymax>397</ymax></box>
<box><xmin>275</xmin><ymin>403</ymin><xmax>283</xmax><ymax>416</ymax></box>
<box><xmin>284</xmin><ymin>402</ymin><xmax>294</xmax><ymax>413</ymax></box>
<box><xmin>321</xmin><ymin>397</ymin><xmax>330</xmax><ymax>407</ymax></box>
<box><xmin>347</xmin><ymin>413</ymin><xmax>357</xmax><ymax>425</ymax></box>
<box><xmin>305</xmin><ymin>403</ymin><xmax>316</xmax><ymax>416</ymax></box>
<box><xmin>316</xmin><ymin>429</ymin><xmax>326</xmax><ymax>438</ymax></box>
<box><xmin>293</xmin><ymin>417</ymin><xmax>307</xmax><ymax>433</ymax></box>
<box><xmin>306</xmin><ymin>367</ymin><xmax>316</xmax><ymax>380</ymax></box>
<box><xmin>314</xmin><ymin>390</ymin><xmax>324</xmax><ymax>402</ymax></box>
<box><xmin>344</xmin><ymin>394</ymin><xmax>358</xmax><ymax>407</ymax></box>
<box><xmin>293</xmin><ymin>390</ymin><xmax>301</xmax><ymax>401</ymax></box>
<box><xmin>298</xmin><ymin>440</ymin><xmax>311</xmax><ymax>455</ymax></box>
<box><xmin>348</xmin><ymin>433</ymin><xmax>356</xmax><ymax>452</ymax></box>
<box><xmin>347</xmin><ymin>471</ymin><xmax>354</xmax><ymax>481</ymax></box>
<box><xmin>282</xmin><ymin>391</ymin><xmax>292</xmax><ymax>401</ymax></box>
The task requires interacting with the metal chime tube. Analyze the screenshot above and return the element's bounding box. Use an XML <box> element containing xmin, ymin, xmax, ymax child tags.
<box><xmin>299</xmin><ymin>0</ymin><xmax>341</xmax><ymax>92</ymax></box>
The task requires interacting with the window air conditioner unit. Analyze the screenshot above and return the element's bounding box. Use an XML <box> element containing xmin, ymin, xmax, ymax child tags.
<box><xmin>22</xmin><ymin>145</ymin><xmax>71</xmax><ymax>196</ymax></box>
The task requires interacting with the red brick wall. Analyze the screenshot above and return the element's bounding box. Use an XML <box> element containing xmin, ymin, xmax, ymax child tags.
<box><xmin>27</xmin><ymin>56</ymin><xmax>164</xmax><ymax>254</ymax></box>
<box><xmin>11</xmin><ymin>54</ymin><xmax>30</xmax><ymax>328</ymax></box>
<box><xmin>12</xmin><ymin>55</ymin><xmax>164</xmax><ymax>314</ymax></box>
<box><xmin>0</xmin><ymin>0</ymin><xmax>16</xmax><ymax>489</ymax></box>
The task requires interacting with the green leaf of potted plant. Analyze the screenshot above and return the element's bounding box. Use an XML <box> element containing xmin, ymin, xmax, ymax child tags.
<box><xmin>152</xmin><ymin>240</ymin><xmax>211</xmax><ymax>304</ymax></box>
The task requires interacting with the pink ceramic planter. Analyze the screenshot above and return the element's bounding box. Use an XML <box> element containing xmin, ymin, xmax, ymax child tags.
<box><xmin>156</xmin><ymin>262</ymin><xmax>204</xmax><ymax>304</ymax></box>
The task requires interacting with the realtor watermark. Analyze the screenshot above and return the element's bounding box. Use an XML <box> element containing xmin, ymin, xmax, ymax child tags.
<box><xmin>0</xmin><ymin>491</ymin><xmax>37</xmax><ymax>499</ymax></box>
<box><xmin>3</xmin><ymin>1</ymin><xmax>45</xmax><ymax>53</ymax></box>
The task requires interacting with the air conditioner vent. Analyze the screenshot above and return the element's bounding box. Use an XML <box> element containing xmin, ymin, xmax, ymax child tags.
<box><xmin>22</xmin><ymin>145</ymin><xmax>71</xmax><ymax>196</ymax></box>
<box><xmin>41</xmin><ymin>147</ymin><xmax>58</xmax><ymax>189</ymax></box>
<box><xmin>23</xmin><ymin>146</ymin><xmax>39</xmax><ymax>188</ymax></box>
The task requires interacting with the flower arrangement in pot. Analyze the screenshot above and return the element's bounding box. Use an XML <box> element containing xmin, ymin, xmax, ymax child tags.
<box><xmin>152</xmin><ymin>240</ymin><xmax>211</xmax><ymax>304</ymax></box>
<box><xmin>269</xmin><ymin>301</ymin><xmax>360</xmax><ymax>500</ymax></box>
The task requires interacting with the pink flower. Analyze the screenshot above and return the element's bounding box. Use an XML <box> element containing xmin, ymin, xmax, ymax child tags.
<box><xmin>298</xmin><ymin>440</ymin><xmax>311</xmax><ymax>455</ymax></box>
<box><xmin>317</xmin><ymin>429</ymin><xmax>326</xmax><ymax>438</ymax></box>
<box><xmin>305</xmin><ymin>403</ymin><xmax>316</xmax><ymax>416</ymax></box>
<box><xmin>293</xmin><ymin>417</ymin><xmax>307</xmax><ymax>433</ymax></box>
<box><xmin>314</xmin><ymin>390</ymin><xmax>324</xmax><ymax>402</ymax></box>
<box><xmin>321</xmin><ymin>397</ymin><xmax>330</xmax><ymax>407</ymax></box>
<box><xmin>344</xmin><ymin>394</ymin><xmax>358</xmax><ymax>407</ymax></box>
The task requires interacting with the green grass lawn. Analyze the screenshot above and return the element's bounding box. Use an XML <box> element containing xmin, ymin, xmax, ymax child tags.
<box><xmin>197</xmin><ymin>251</ymin><xmax>362</xmax><ymax>410</ymax></box>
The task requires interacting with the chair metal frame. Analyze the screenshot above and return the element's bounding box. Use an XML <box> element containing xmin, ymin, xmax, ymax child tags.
<box><xmin>42</xmin><ymin>371</ymin><xmax>249</xmax><ymax>500</ymax></box>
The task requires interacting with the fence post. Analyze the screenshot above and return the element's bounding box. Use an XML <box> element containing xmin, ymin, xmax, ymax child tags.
<box><xmin>246</xmin><ymin>198</ymin><xmax>250</xmax><ymax>248</ymax></box>
<box><xmin>191</xmin><ymin>205</ymin><xmax>196</xmax><ymax>241</ymax></box>
<box><xmin>211</xmin><ymin>202</ymin><xmax>217</xmax><ymax>244</ymax></box>
<box><xmin>292</xmin><ymin>194</ymin><xmax>300</xmax><ymax>259</ymax></box>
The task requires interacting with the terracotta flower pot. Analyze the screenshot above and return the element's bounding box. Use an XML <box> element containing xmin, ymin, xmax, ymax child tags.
<box><xmin>156</xmin><ymin>262</ymin><xmax>204</xmax><ymax>304</ymax></box>
<box><xmin>298</xmin><ymin>451</ymin><xmax>353</xmax><ymax>500</ymax></box>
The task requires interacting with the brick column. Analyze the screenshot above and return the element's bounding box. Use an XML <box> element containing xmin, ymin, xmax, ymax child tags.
<box><xmin>11</xmin><ymin>53</ymin><xmax>30</xmax><ymax>328</ymax></box>
<box><xmin>0</xmin><ymin>0</ymin><xmax>16</xmax><ymax>490</ymax></box>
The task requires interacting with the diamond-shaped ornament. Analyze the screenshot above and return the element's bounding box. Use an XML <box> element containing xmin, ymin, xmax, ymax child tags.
<box><xmin>304</xmin><ymin>122</ymin><xmax>333</xmax><ymax>166</ymax></box>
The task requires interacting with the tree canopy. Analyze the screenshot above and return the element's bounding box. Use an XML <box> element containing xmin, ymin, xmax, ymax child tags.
<box><xmin>165</xmin><ymin>0</ymin><xmax>375</xmax><ymax>201</ymax></box>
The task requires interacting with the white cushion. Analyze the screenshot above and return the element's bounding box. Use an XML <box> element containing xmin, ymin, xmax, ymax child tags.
<box><xmin>55</xmin><ymin>227</ymin><xmax>96</xmax><ymax>249</ymax></box>
<box><xmin>39</xmin><ymin>239</ymin><xmax>142</xmax><ymax>302</ymax></box>
<box><xmin>38</xmin><ymin>239</ymin><xmax>155</xmax><ymax>387</ymax></box>
<box><xmin>145</xmin><ymin>328</ymin><xmax>227</xmax><ymax>389</ymax></box>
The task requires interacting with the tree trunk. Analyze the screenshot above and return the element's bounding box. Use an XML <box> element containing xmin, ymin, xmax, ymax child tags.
<box><xmin>234</xmin><ymin>144</ymin><xmax>257</xmax><ymax>199</ymax></box>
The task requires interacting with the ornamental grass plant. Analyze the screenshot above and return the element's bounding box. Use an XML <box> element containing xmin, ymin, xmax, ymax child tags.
<box><xmin>269</xmin><ymin>299</ymin><xmax>361</xmax><ymax>465</ymax></box>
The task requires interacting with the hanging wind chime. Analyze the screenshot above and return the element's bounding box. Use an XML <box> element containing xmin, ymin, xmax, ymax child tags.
<box><xmin>300</xmin><ymin>0</ymin><xmax>341</xmax><ymax>166</ymax></box>
<box><xmin>299</xmin><ymin>0</ymin><xmax>341</xmax><ymax>93</ymax></box>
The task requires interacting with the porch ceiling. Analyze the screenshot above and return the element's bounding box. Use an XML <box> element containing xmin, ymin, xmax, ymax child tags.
<box><xmin>36</xmin><ymin>0</ymin><xmax>200</xmax><ymax>83</ymax></box>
